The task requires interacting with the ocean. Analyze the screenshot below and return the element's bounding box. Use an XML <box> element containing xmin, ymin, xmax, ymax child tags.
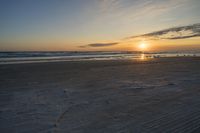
<box><xmin>0</xmin><ymin>51</ymin><xmax>199</xmax><ymax>64</ymax></box>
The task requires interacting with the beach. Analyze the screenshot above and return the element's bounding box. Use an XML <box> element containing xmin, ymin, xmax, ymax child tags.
<box><xmin>0</xmin><ymin>57</ymin><xmax>200</xmax><ymax>133</ymax></box>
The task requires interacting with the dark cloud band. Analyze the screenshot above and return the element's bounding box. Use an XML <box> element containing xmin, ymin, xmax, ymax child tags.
<box><xmin>80</xmin><ymin>42</ymin><xmax>118</xmax><ymax>48</ymax></box>
<box><xmin>128</xmin><ymin>23</ymin><xmax>200</xmax><ymax>40</ymax></box>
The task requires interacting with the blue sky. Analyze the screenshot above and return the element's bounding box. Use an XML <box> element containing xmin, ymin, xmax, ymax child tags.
<box><xmin>0</xmin><ymin>0</ymin><xmax>200</xmax><ymax>51</ymax></box>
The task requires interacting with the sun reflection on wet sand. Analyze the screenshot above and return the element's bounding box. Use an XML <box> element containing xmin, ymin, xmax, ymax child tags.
<box><xmin>140</xmin><ymin>54</ymin><xmax>145</xmax><ymax>60</ymax></box>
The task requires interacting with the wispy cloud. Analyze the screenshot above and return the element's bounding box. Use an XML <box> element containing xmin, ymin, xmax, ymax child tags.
<box><xmin>97</xmin><ymin>0</ymin><xmax>190</xmax><ymax>22</ymax></box>
<box><xmin>80</xmin><ymin>42</ymin><xmax>118</xmax><ymax>48</ymax></box>
<box><xmin>79</xmin><ymin>23</ymin><xmax>200</xmax><ymax>48</ymax></box>
<box><xmin>127</xmin><ymin>23</ymin><xmax>200</xmax><ymax>40</ymax></box>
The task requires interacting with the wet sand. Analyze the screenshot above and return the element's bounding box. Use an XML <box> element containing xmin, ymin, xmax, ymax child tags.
<box><xmin>0</xmin><ymin>57</ymin><xmax>200</xmax><ymax>133</ymax></box>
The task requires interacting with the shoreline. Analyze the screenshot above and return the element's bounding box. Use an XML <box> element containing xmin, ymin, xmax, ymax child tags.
<box><xmin>0</xmin><ymin>56</ymin><xmax>200</xmax><ymax>65</ymax></box>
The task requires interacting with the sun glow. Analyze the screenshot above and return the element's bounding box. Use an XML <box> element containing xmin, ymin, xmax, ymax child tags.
<box><xmin>138</xmin><ymin>42</ymin><xmax>148</xmax><ymax>51</ymax></box>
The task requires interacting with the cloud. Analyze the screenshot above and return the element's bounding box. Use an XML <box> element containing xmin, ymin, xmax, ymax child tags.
<box><xmin>128</xmin><ymin>23</ymin><xmax>200</xmax><ymax>40</ymax></box>
<box><xmin>97</xmin><ymin>0</ymin><xmax>189</xmax><ymax>22</ymax></box>
<box><xmin>79</xmin><ymin>23</ymin><xmax>200</xmax><ymax>49</ymax></box>
<box><xmin>80</xmin><ymin>42</ymin><xmax>118</xmax><ymax>48</ymax></box>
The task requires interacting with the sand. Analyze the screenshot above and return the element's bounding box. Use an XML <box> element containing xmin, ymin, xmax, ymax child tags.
<box><xmin>0</xmin><ymin>57</ymin><xmax>200</xmax><ymax>133</ymax></box>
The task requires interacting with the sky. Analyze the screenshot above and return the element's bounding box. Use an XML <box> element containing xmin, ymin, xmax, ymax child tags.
<box><xmin>0</xmin><ymin>0</ymin><xmax>200</xmax><ymax>51</ymax></box>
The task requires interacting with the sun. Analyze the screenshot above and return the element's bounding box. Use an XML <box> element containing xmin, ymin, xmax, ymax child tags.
<box><xmin>138</xmin><ymin>42</ymin><xmax>148</xmax><ymax>51</ymax></box>
<box><xmin>139</xmin><ymin>43</ymin><xmax>147</xmax><ymax>49</ymax></box>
